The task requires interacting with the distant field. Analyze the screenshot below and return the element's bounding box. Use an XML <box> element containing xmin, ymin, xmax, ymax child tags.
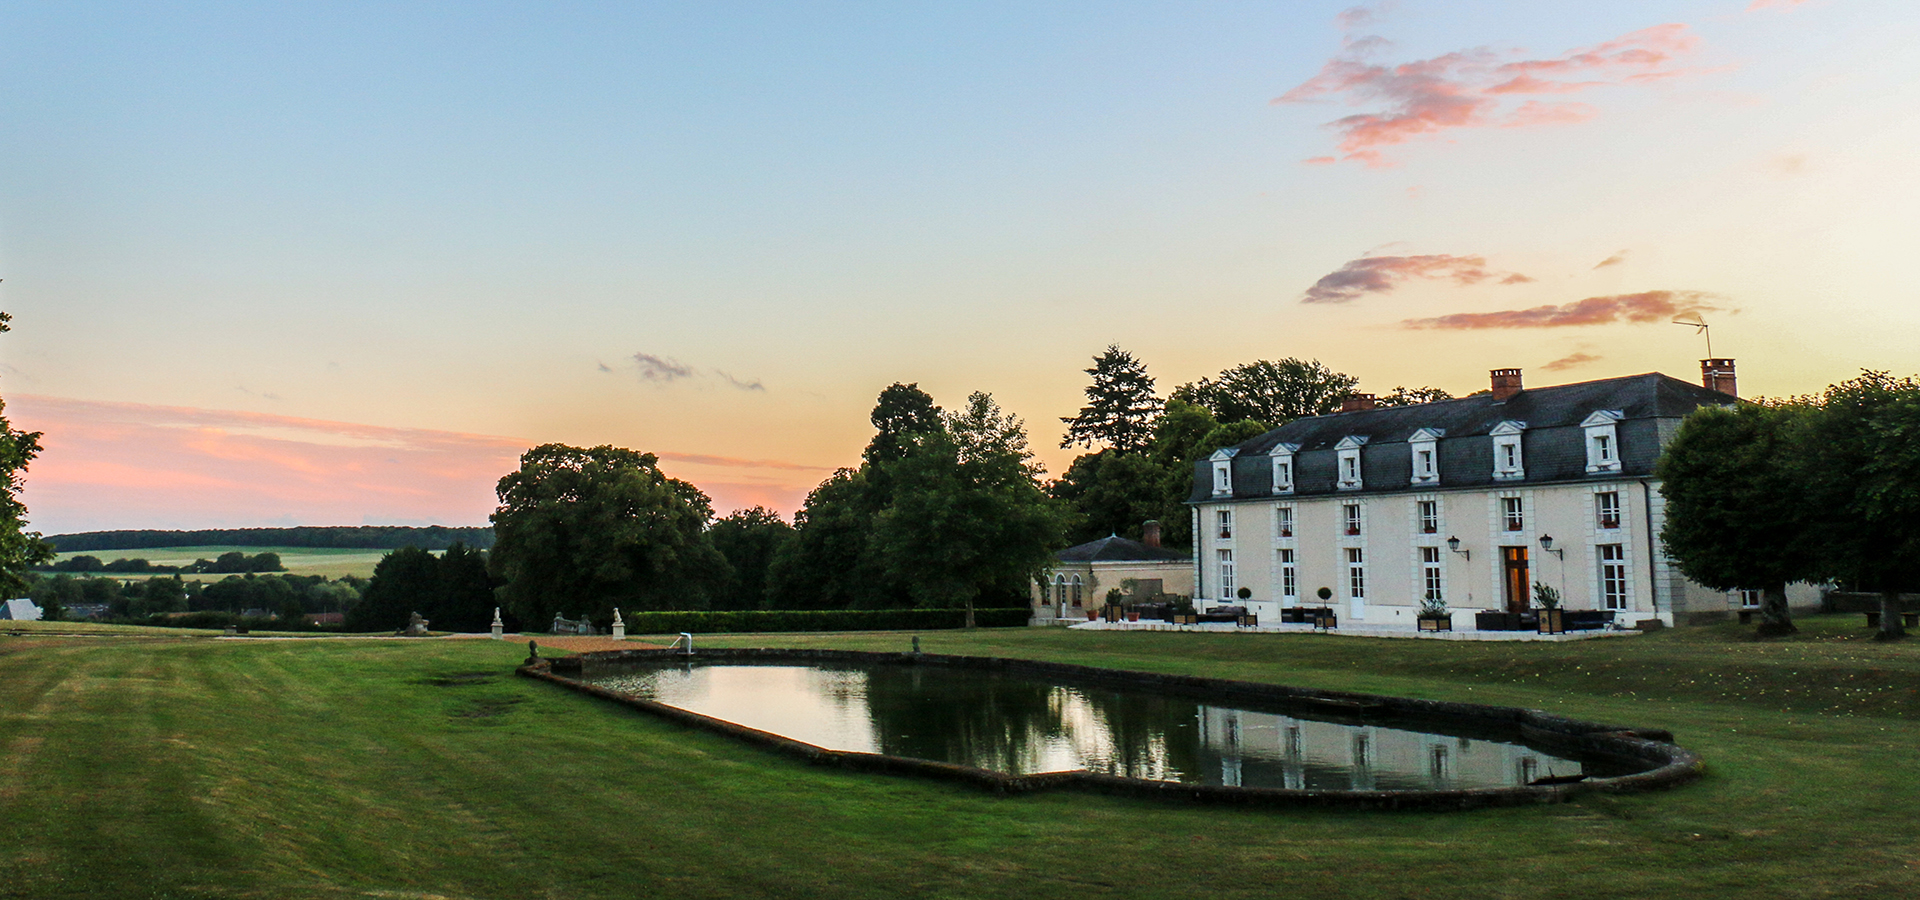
<box><xmin>49</xmin><ymin>545</ymin><xmax>404</xmax><ymax>580</ymax></box>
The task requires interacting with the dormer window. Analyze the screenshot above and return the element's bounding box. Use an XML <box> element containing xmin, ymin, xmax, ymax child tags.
<box><xmin>1268</xmin><ymin>443</ymin><xmax>1299</xmax><ymax>495</ymax></box>
<box><xmin>1210</xmin><ymin>448</ymin><xmax>1237</xmax><ymax>497</ymax></box>
<box><xmin>1408</xmin><ymin>428</ymin><xmax>1444</xmax><ymax>485</ymax></box>
<box><xmin>1491</xmin><ymin>421</ymin><xmax>1527</xmax><ymax>481</ymax></box>
<box><xmin>1582</xmin><ymin>410</ymin><xmax>1624</xmax><ymax>474</ymax></box>
<box><xmin>1335</xmin><ymin>435</ymin><xmax>1368</xmax><ymax>490</ymax></box>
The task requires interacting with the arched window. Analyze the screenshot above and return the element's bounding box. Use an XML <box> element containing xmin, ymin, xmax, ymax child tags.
<box><xmin>1071</xmin><ymin>575</ymin><xmax>1083</xmax><ymax>606</ymax></box>
<box><xmin>1054</xmin><ymin>575</ymin><xmax>1068</xmax><ymax>605</ymax></box>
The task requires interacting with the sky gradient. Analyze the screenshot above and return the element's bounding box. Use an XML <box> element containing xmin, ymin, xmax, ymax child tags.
<box><xmin>4</xmin><ymin>0</ymin><xmax>1916</xmax><ymax>534</ymax></box>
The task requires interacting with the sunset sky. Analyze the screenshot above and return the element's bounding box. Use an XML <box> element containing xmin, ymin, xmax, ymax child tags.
<box><xmin>4</xmin><ymin>0</ymin><xmax>1916</xmax><ymax>535</ymax></box>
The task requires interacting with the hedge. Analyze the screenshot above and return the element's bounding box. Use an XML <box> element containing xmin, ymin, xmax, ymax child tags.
<box><xmin>609</xmin><ymin>608</ymin><xmax>1032</xmax><ymax>635</ymax></box>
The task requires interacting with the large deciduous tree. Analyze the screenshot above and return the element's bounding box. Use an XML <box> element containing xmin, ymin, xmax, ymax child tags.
<box><xmin>708</xmin><ymin>507</ymin><xmax>796</xmax><ymax>610</ymax></box>
<box><xmin>490</xmin><ymin>444</ymin><xmax>728</xmax><ymax>626</ymax></box>
<box><xmin>863</xmin><ymin>383</ymin><xmax>944</xmax><ymax>470</ymax></box>
<box><xmin>766</xmin><ymin>468</ymin><xmax>897</xmax><ymax>609</ymax></box>
<box><xmin>1801</xmin><ymin>372</ymin><xmax>1920</xmax><ymax>640</ymax></box>
<box><xmin>1060</xmin><ymin>346</ymin><xmax>1161</xmax><ymax>453</ymax></box>
<box><xmin>0</xmin><ymin>312</ymin><xmax>53</xmax><ymax>600</ymax></box>
<box><xmin>874</xmin><ymin>392</ymin><xmax>1067</xmax><ymax>626</ymax></box>
<box><xmin>1170</xmin><ymin>358</ymin><xmax>1357</xmax><ymax>426</ymax></box>
<box><xmin>1657</xmin><ymin>403</ymin><xmax>1812</xmax><ymax>636</ymax></box>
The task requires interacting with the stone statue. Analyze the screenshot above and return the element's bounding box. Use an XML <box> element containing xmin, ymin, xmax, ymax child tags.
<box><xmin>404</xmin><ymin>611</ymin><xmax>430</xmax><ymax>636</ymax></box>
<box><xmin>524</xmin><ymin>639</ymin><xmax>541</xmax><ymax>667</ymax></box>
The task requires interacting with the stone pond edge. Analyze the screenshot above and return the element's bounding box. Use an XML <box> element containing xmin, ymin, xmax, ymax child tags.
<box><xmin>517</xmin><ymin>647</ymin><xmax>1704</xmax><ymax>812</ymax></box>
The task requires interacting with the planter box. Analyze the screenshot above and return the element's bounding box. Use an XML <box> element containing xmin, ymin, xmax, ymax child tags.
<box><xmin>1537</xmin><ymin>608</ymin><xmax>1566</xmax><ymax>635</ymax></box>
<box><xmin>1417</xmin><ymin>616</ymin><xmax>1451</xmax><ymax>632</ymax></box>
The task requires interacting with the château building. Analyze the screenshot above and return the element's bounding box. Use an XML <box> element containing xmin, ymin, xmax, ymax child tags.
<box><xmin>1185</xmin><ymin>361</ymin><xmax>1819</xmax><ymax>628</ymax></box>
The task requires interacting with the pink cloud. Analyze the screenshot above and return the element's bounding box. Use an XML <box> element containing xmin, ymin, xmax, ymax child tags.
<box><xmin>1399</xmin><ymin>290</ymin><xmax>1726</xmax><ymax>329</ymax></box>
<box><xmin>1541</xmin><ymin>352</ymin><xmax>1603</xmax><ymax>371</ymax></box>
<box><xmin>9</xmin><ymin>396</ymin><xmax>819</xmax><ymax>533</ymax></box>
<box><xmin>1301</xmin><ymin>254</ymin><xmax>1532</xmax><ymax>303</ymax></box>
<box><xmin>1277</xmin><ymin>22</ymin><xmax>1706</xmax><ymax>166</ymax></box>
<box><xmin>1593</xmin><ymin>250</ymin><xmax>1629</xmax><ymax>269</ymax></box>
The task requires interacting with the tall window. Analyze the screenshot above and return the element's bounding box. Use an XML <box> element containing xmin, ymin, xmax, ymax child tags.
<box><xmin>1070</xmin><ymin>575</ymin><xmax>1083</xmax><ymax>606</ymax></box>
<box><xmin>1591</xmin><ymin>433</ymin><xmax>1614</xmax><ymax>465</ymax></box>
<box><xmin>1346</xmin><ymin>548</ymin><xmax>1366</xmax><ymax>599</ymax></box>
<box><xmin>1218</xmin><ymin>550</ymin><xmax>1236</xmax><ymax>597</ymax></box>
<box><xmin>1417</xmin><ymin>500</ymin><xmax>1439</xmax><ymax>534</ymax></box>
<box><xmin>1600</xmin><ymin>544</ymin><xmax>1628</xmax><ymax>610</ymax></box>
<box><xmin>1343</xmin><ymin>503</ymin><xmax>1362</xmax><ymax>536</ymax></box>
<box><xmin>1421</xmin><ymin>546</ymin><xmax>1444</xmax><ymax>603</ymax></box>
<box><xmin>1275</xmin><ymin>505</ymin><xmax>1294</xmax><ymax>538</ymax></box>
<box><xmin>1595</xmin><ymin>491</ymin><xmax>1621</xmax><ymax>530</ymax></box>
<box><xmin>1502</xmin><ymin>497</ymin><xmax>1524</xmax><ymax>531</ymax></box>
<box><xmin>1054</xmin><ymin>575</ymin><xmax>1067</xmax><ymax>606</ymax></box>
<box><xmin>1278</xmin><ymin>548</ymin><xmax>1297</xmax><ymax>600</ymax></box>
<box><xmin>1217</xmin><ymin>509</ymin><xmax>1234</xmax><ymax>539</ymax></box>
<box><xmin>1416</xmin><ymin>449</ymin><xmax>1434</xmax><ymax>479</ymax></box>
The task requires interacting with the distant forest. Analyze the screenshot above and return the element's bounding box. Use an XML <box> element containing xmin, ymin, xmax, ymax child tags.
<box><xmin>45</xmin><ymin>526</ymin><xmax>495</xmax><ymax>553</ymax></box>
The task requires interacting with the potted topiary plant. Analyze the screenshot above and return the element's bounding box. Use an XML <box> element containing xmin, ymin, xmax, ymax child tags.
<box><xmin>1534</xmin><ymin>581</ymin><xmax>1564</xmax><ymax>634</ymax></box>
<box><xmin>1417</xmin><ymin>593</ymin><xmax>1451</xmax><ymax>632</ymax></box>
<box><xmin>1312</xmin><ymin>586</ymin><xmax>1337</xmax><ymax>629</ymax></box>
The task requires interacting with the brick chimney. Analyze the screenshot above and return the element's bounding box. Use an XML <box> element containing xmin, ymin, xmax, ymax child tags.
<box><xmin>1702</xmin><ymin>358</ymin><xmax>1737</xmax><ymax>398</ymax></box>
<box><xmin>1141</xmin><ymin>520</ymin><xmax>1162</xmax><ymax>548</ymax></box>
<box><xmin>1490</xmin><ymin>368</ymin><xmax>1524</xmax><ymax>402</ymax></box>
<box><xmin>1340</xmin><ymin>393</ymin><xmax>1378</xmax><ymax>412</ymax></box>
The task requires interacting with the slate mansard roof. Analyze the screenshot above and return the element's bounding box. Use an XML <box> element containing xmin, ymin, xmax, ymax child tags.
<box><xmin>1054</xmin><ymin>534</ymin><xmax>1190</xmax><ymax>564</ymax></box>
<box><xmin>1188</xmin><ymin>372</ymin><xmax>1736</xmax><ymax>503</ymax></box>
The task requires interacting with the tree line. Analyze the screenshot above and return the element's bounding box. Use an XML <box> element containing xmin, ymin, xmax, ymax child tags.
<box><xmin>26</xmin><ymin>570</ymin><xmax>364</xmax><ymax>623</ymax></box>
<box><xmin>41</xmin><ymin>550</ymin><xmax>286</xmax><ymax>575</ymax></box>
<box><xmin>1659</xmin><ymin>370</ymin><xmax>1920</xmax><ymax>639</ymax></box>
<box><xmin>44</xmin><ymin>525</ymin><xmax>494</xmax><ymax>553</ymax></box>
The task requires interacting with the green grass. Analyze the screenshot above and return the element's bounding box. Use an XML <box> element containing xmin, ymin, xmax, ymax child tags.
<box><xmin>50</xmin><ymin>545</ymin><xmax>399</xmax><ymax>580</ymax></box>
<box><xmin>4</xmin><ymin>616</ymin><xmax>1920</xmax><ymax>898</ymax></box>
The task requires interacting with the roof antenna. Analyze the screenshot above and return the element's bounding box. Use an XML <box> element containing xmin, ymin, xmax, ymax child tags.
<box><xmin>1672</xmin><ymin>316</ymin><xmax>1711</xmax><ymax>358</ymax></box>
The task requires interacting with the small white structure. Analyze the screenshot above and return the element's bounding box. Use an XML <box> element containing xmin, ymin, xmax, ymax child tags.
<box><xmin>611</xmin><ymin>608</ymin><xmax>626</xmax><ymax>641</ymax></box>
<box><xmin>1</xmin><ymin>599</ymin><xmax>42</xmax><ymax>621</ymax></box>
<box><xmin>489</xmin><ymin>607</ymin><xmax>504</xmax><ymax>639</ymax></box>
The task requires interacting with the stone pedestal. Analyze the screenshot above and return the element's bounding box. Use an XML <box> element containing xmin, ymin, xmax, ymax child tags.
<box><xmin>489</xmin><ymin>607</ymin><xmax>504</xmax><ymax>640</ymax></box>
<box><xmin>611</xmin><ymin>609</ymin><xmax>626</xmax><ymax>641</ymax></box>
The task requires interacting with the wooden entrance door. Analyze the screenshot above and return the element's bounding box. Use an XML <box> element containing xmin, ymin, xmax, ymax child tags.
<box><xmin>1501</xmin><ymin>547</ymin><xmax>1531</xmax><ymax>613</ymax></box>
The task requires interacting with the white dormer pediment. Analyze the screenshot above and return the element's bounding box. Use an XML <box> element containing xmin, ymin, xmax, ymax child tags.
<box><xmin>1268</xmin><ymin>443</ymin><xmax>1298</xmax><ymax>495</ymax></box>
<box><xmin>1490</xmin><ymin>420</ymin><xmax>1529</xmax><ymax>436</ymax></box>
<box><xmin>1582</xmin><ymin>410</ymin><xmax>1624</xmax><ymax>474</ymax></box>
<box><xmin>1492</xmin><ymin>421</ymin><xmax>1526</xmax><ymax>480</ymax></box>
<box><xmin>1409</xmin><ymin>428</ymin><xmax>1444</xmax><ymax>485</ymax></box>
<box><xmin>1210</xmin><ymin>448</ymin><xmax>1236</xmax><ymax>497</ymax></box>
<box><xmin>1335</xmin><ymin>435</ymin><xmax>1367</xmax><ymax>490</ymax></box>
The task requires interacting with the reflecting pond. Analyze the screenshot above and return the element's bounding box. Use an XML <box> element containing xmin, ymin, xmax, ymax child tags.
<box><xmin>578</xmin><ymin>661</ymin><xmax>1594</xmax><ymax>791</ymax></box>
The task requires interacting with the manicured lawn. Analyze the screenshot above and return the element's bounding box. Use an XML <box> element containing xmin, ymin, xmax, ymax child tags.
<box><xmin>3</xmin><ymin>615</ymin><xmax>1917</xmax><ymax>898</ymax></box>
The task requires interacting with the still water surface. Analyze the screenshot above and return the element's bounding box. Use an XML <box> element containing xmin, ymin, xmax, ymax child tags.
<box><xmin>580</xmin><ymin>661</ymin><xmax>1589</xmax><ymax>791</ymax></box>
